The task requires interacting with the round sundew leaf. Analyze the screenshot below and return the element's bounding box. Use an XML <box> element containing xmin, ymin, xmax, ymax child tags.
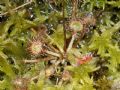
<box><xmin>69</xmin><ymin>20</ymin><xmax>83</xmax><ymax>32</ymax></box>
<box><xmin>29</xmin><ymin>41</ymin><xmax>43</xmax><ymax>55</ymax></box>
<box><xmin>31</xmin><ymin>44</ymin><xmax>42</xmax><ymax>54</ymax></box>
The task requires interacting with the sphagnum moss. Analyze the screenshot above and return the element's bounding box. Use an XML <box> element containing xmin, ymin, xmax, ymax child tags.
<box><xmin>0</xmin><ymin>0</ymin><xmax>120</xmax><ymax>90</ymax></box>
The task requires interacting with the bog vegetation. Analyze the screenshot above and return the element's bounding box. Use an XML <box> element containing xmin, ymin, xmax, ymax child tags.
<box><xmin>0</xmin><ymin>0</ymin><xmax>120</xmax><ymax>90</ymax></box>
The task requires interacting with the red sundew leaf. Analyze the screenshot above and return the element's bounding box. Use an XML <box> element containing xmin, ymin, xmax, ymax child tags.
<box><xmin>76</xmin><ymin>53</ymin><xmax>93</xmax><ymax>65</ymax></box>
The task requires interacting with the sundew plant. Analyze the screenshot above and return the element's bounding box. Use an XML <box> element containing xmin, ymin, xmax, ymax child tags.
<box><xmin>0</xmin><ymin>0</ymin><xmax>120</xmax><ymax>90</ymax></box>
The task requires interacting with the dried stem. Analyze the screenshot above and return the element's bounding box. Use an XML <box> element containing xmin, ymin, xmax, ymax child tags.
<box><xmin>0</xmin><ymin>1</ymin><xmax>33</xmax><ymax>16</ymax></box>
<box><xmin>46</xmin><ymin>50</ymin><xmax>60</xmax><ymax>57</ymax></box>
<box><xmin>72</xmin><ymin>0</ymin><xmax>78</xmax><ymax>18</ymax></box>
<box><xmin>23</xmin><ymin>56</ymin><xmax>56</xmax><ymax>64</ymax></box>
<box><xmin>31</xmin><ymin>75</ymin><xmax>39</xmax><ymax>81</ymax></box>
<box><xmin>67</xmin><ymin>33</ymin><xmax>76</xmax><ymax>52</ymax></box>
<box><xmin>63</xmin><ymin>0</ymin><xmax>67</xmax><ymax>58</ymax></box>
<box><xmin>23</xmin><ymin>59</ymin><xmax>40</xmax><ymax>63</ymax></box>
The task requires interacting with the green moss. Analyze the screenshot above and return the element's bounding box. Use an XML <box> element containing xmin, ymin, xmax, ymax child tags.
<box><xmin>0</xmin><ymin>0</ymin><xmax>120</xmax><ymax>90</ymax></box>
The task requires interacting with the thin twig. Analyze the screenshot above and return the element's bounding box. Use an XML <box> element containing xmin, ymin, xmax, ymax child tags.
<box><xmin>23</xmin><ymin>59</ymin><xmax>40</xmax><ymax>63</ymax></box>
<box><xmin>0</xmin><ymin>1</ymin><xmax>33</xmax><ymax>16</ymax></box>
<box><xmin>72</xmin><ymin>0</ymin><xmax>78</xmax><ymax>18</ymax></box>
<box><xmin>30</xmin><ymin>75</ymin><xmax>39</xmax><ymax>81</ymax></box>
<box><xmin>67</xmin><ymin>33</ymin><xmax>76</xmax><ymax>52</ymax></box>
<box><xmin>46</xmin><ymin>50</ymin><xmax>60</xmax><ymax>57</ymax></box>
<box><xmin>63</xmin><ymin>0</ymin><xmax>67</xmax><ymax>58</ymax></box>
<box><xmin>23</xmin><ymin>56</ymin><xmax>56</xmax><ymax>64</ymax></box>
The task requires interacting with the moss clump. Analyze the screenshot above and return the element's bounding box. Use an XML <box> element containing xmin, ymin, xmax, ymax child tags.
<box><xmin>0</xmin><ymin>0</ymin><xmax>120</xmax><ymax>90</ymax></box>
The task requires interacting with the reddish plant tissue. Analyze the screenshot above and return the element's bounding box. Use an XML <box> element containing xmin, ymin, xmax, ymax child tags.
<box><xmin>27</xmin><ymin>38</ymin><xmax>44</xmax><ymax>56</ymax></box>
<box><xmin>76</xmin><ymin>53</ymin><xmax>93</xmax><ymax>65</ymax></box>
